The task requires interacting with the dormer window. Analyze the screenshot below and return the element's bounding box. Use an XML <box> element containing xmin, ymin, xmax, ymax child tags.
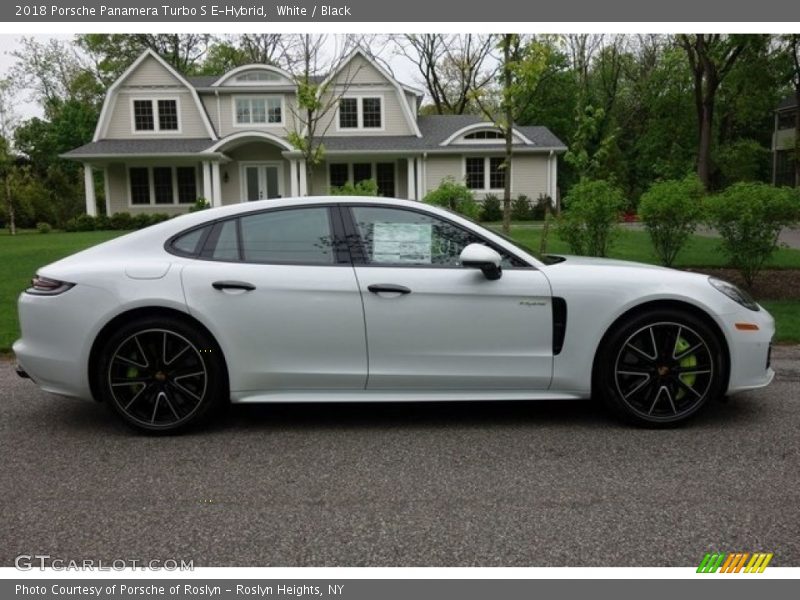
<box><xmin>338</xmin><ymin>96</ymin><xmax>383</xmax><ymax>130</ymax></box>
<box><xmin>235</xmin><ymin>96</ymin><xmax>283</xmax><ymax>125</ymax></box>
<box><xmin>464</xmin><ymin>130</ymin><xmax>505</xmax><ymax>140</ymax></box>
<box><xmin>132</xmin><ymin>99</ymin><xmax>179</xmax><ymax>132</ymax></box>
<box><xmin>235</xmin><ymin>71</ymin><xmax>282</xmax><ymax>83</ymax></box>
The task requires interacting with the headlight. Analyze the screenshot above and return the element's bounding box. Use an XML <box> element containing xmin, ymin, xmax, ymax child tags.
<box><xmin>25</xmin><ymin>275</ymin><xmax>75</xmax><ymax>296</ymax></box>
<box><xmin>708</xmin><ymin>277</ymin><xmax>759</xmax><ymax>311</ymax></box>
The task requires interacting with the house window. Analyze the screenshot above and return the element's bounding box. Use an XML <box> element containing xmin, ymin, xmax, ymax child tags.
<box><xmin>778</xmin><ymin>110</ymin><xmax>797</xmax><ymax>130</ymax></box>
<box><xmin>133</xmin><ymin>99</ymin><xmax>179</xmax><ymax>132</ymax></box>
<box><xmin>376</xmin><ymin>163</ymin><xmax>395</xmax><ymax>197</ymax></box>
<box><xmin>362</xmin><ymin>98</ymin><xmax>382</xmax><ymax>128</ymax></box>
<box><xmin>465</xmin><ymin>157</ymin><xmax>485</xmax><ymax>189</ymax></box>
<box><xmin>235</xmin><ymin>97</ymin><xmax>282</xmax><ymax>125</ymax></box>
<box><xmin>339</xmin><ymin>98</ymin><xmax>358</xmax><ymax>129</ymax></box>
<box><xmin>489</xmin><ymin>158</ymin><xmax>506</xmax><ymax>190</ymax></box>
<box><xmin>465</xmin><ymin>130</ymin><xmax>505</xmax><ymax>140</ymax></box>
<box><xmin>129</xmin><ymin>166</ymin><xmax>198</xmax><ymax>205</ymax></box>
<box><xmin>328</xmin><ymin>162</ymin><xmax>396</xmax><ymax>196</ymax></box>
<box><xmin>158</xmin><ymin>100</ymin><xmax>178</xmax><ymax>130</ymax></box>
<box><xmin>177</xmin><ymin>167</ymin><xmax>198</xmax><ymax>204</ymax></box>
<box><xmin>129</xmin><ymin>168</ymin><xmax>150</xmax><ymax>204</ymax></box>
<box><xmin>133</xmin><ymin>100</ymin><xmax>154</xmax><ymax>131</ymax></box>
<box><xmin>329</xmin><ymin>163</ymin><xmax>349</xmax><ymax>188</ymax></box>
<box><xmin>153</xmin><ymin>167</ymin><xmax>173</xmax><ymax>204</ymax></box>
<box><xmin>466</xmin><ymin>157</ymin><xmax>507</xmax><ymax>190</ymax></box>
<box><xmin>775</xmin><ymin>150</ymin><xmax>797</xmax><ymax>187</ymax></box>
<box><xmin>235</xmin><ymin>71</ymin><xmax>281</xmax><ymax>83</ymax></box>
<box><xmin>353</xmin><ymin>163</ymin><xmax>372</xmax><ymax>183</ymax></box>
<box><xmin>339</xmin><ymin>97</ymin><xmax>383</xmax><ymax>130</ymax></box>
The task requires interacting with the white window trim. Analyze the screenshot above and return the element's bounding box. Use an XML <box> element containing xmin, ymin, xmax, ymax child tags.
<box><xmin>232</xmin><ymin>95</ymin><xmax>285</xmax><ymax>128</ymax></box>
<box><xmin>326</xmin><ymin>160</ymin><xmax>396</xmax><ymax>197</ymax></box>
<box><xmin>463</xmin><ymin>156</ymin><xmax>510</xmax><ymax>193</ymax></box>
<box><xmin>335</xmin><ymin>94</ymin><xmax>386</xmax><ymax>132</ymax></box>
<box><xmin>126</xmin><ymin>165</ymin><xmax>198</xmax><ymax>207</ymax></box>
<box><xmin>238</xmin><ymin>161</ymin><xmax>285</xmax><ymax>202</ymax></box>
<box><xmin>130</xmin><ymin>97</ymin><xmax>182</xmax><ymax>135</ymax></box>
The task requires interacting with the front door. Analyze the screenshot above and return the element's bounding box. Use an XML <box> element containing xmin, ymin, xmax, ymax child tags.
<box><xmin>244</xmin><ymin>163</ymin><xmax>282</xmax><ymax>201</ymax></box>
<box><xmin>343</xmin><ymin>205</ymin><xmax>554</xmax><ymax>391</ymax></box>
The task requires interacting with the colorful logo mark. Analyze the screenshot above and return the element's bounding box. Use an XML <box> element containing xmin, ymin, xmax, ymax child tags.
<box><xmin>697</xmin><ymin>552</ymin><xmax>773</xmax><ymax>573</ymax></box>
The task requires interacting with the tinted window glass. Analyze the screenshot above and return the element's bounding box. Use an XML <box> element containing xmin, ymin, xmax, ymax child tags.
<box><xmin>239</xmin><ymin>208</ymin><xmax>333</xmax><ymax>264</ymax></box>
<box><xmin>172</xmin><ymin>226</ymin><xmax>209</xmax><ymax>255</ymax></box>
<box><xmin>212</xmin><ymin>220</ymin><xmax>240</xmax><ymax>261</ymax></box>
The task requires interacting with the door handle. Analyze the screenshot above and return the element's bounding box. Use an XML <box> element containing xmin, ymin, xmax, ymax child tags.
<box><xmin>212</xmin><ymin>280</ymin><xmax>256</xmax><ymax>291</ymax></box>
<box><xmin>367</xmin><ymin>283</ymin><xmax>411</xmax><ymax>295</ymax></box>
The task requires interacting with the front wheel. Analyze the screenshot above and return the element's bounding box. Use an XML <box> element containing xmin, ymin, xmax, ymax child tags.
<box><xmin>95</xmin><ymin>317</ymin><xmax>227</xmax><ymax>433</ymax></box>
<box><xmin>596</xmin><ymin>309</ymin><xmax>726</xmax><ymax>426</ymax></box>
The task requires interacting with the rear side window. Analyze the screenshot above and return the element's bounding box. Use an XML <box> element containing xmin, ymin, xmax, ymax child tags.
<box><xmin>239</xmin><ymin>208</ymin><xmax>334</xmax><ymax>264</ymax></box>
<box><xmin>170</xmin><ymin>225</ymin><xmax>210</xmax><ymax>256</ymax></box>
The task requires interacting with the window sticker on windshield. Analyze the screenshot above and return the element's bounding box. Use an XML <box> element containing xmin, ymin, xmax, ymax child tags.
<box><xmin>372</xmin><ymin>223</ymin><xmax>432</xmax><ymax>264</ymax></box>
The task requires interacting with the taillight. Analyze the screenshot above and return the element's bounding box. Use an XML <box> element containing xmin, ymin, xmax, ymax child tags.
<box><xmin>26</xmin><ymin>275</ymin><xmax>74</xmax><ymax>296</ymax></box>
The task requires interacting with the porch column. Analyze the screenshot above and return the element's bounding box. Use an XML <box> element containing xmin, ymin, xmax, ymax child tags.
<box><xmin>416</xmin><ymin>156</ymin><xmax>425</xmax><ymax>201</ymax></box>
<box><xmin>407</xmin><ymin>157</ymin><xmax>416</xmax><ymax>200</ymax></box>
<box><xmin>83</xmin><ymin>164</ymin><xmax>97</xmax><ymax>216</ymax></box>
<box><xmin>202</xmin><ymin>161</ymin><xmax>213</xmax><ymax>203</ymax></box>
<box><xmin>548</xmin><ymin>153</ymin><xmax>558</xmax><ymax>207</ymax></box>
<box><xmin>298</xmin><ymin>160</ymin><xmax>308</xmax><ymax>196</ymax></box>
<box><xmin>211</xmin><ymin>162</ymin><xmax>222</xmax><ymax>207</ymax></box>
<box><xmin>289</xmin><ymin>159</ymin><xmax>299</xmax><ymax>197</ymax></box>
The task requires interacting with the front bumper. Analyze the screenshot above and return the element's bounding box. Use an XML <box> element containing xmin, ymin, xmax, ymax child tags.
<box><xmin>720</xmin><ymin>305</ymin><xmax>776</xmax><ymax>395</ymax></box>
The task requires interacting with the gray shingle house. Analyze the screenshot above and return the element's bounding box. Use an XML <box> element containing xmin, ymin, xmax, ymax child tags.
<box><xmin>773</xmin><ymin>94</ymin><xmax>798</xmax><ymax>187</ymax></box>
<box><xmin>64</xmin><ymin>48</ymin><xmax>566</xmax><ymax>215</ymax></box>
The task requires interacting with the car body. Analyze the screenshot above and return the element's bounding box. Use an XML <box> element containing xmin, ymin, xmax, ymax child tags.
<box><xmin>14</xmin><ymin>197</ymin><xmax>775</xmax><ymax>432</ymax></box>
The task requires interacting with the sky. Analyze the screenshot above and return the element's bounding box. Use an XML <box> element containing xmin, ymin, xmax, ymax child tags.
<box><xmin>0</xmin><ymin>33</ymin><xmax>424</xmax><ymax>122</ymax></box>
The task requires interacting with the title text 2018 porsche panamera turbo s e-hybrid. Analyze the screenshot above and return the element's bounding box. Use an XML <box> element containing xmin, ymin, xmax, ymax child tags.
<box><xmin>14</xmin><ymin>197</ymin><xmax>774</xmax><ymax>432</ymax></box>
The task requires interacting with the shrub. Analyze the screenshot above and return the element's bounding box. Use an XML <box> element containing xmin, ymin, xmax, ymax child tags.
<box><xmin>94</xmin><ymin>214</ymin><xmax>111</xmax><ymax>230</ymax></box>
<box><xmin>36</xmin><ymin>222</ymin><xmax>52</xmax><ymax>234</ymax></box>
<box><xmin>131</xmin><ymin>213</ymin><xmax>154</xmax><ymax>229</ymax></box>
<box><xmin>110</xmin><ymin>212</ymin><xmax>133</xmax><ymax>230</ymax></box>
<box><xmin>706</xmin><ymin>182</ymin><xmax>800</xmax><ymax>287</ymax></box>
<box><xmin>150</xmin><ymin>213</ymin><xmax>171</xmax><ymax>224</ymax></box>
<box><xmin>532</xmin><ymin>194</ymin><xmax>551</xmax><ymax>220</ymax></box>
<box><xmin>63</xmin><ymin>218</ymin><xmax>78</xmax><ymax>232</ymax></box>
<box><xmin>74</xmin><ymin>214</ymin><xmax>97</xmax><ymax>232</ymax></box>
<box><xmin>189</xmin><ymin>198</ymin><xmax>211</xmax><ymax>212</ymax></box>
<box><xmin>557</xmin><ymin>179</ymin><xmax>626</xmax><ymax>257</ymax></box>
<box><xmin>480</xmin><ymin>194</ymin><xmax>502</xmax><ymax>222</ymax></box>
<box><xmin>423</xmin><ymin>177</ymin><xmax>480</xmax><ymax>219</ymax></box>
<box><xmin>511</xmin><ymin>194</ymin><xmax>533</xmax><ymax>221</ymax></box>
<box><xmin>638</xmin><ymin>175</ymin><xmax>705</xmax><ymax>267</ymax></box>
<box><xmin>331</xmin><ymin>179</ymin><xmax>379</xmax><ymax>196</ymax></box>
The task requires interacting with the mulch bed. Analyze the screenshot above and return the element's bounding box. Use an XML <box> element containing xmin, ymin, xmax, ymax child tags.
<box><xmin>683</xmin><ymin>267</ymin><xmax>800</xmax><ymax>301</ymax></box>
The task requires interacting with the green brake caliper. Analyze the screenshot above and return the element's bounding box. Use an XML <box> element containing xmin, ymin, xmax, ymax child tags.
<box><xmin>675</xmin><ymin>337</ymin><xmax>696</xmax><ymax>400</ymax></box>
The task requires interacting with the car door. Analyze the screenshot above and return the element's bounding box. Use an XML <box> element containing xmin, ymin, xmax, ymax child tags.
<box><xmin>179</xmin><ymin>205</ymin><xmax>367</xmax><ymax>393</ymax></box>
<box><xmin>344</xmin><ymin>205</ymin><xmax>553</xmax><ymax>391</ymax></box>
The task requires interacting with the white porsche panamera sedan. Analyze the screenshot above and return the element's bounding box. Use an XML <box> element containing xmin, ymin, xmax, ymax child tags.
<box><xmin>14</xmin><ymin>197</ymin><xmax>774</xmax><ymax>432</ymax></box>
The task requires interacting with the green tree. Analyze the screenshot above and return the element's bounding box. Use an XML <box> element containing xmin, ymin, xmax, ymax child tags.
<box><xmin>557</xmin><ymin>179</ymin><xmax>625</xmax><ymax>256</ymax></box>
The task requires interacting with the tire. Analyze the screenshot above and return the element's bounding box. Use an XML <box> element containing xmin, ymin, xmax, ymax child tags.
<box><xmin>95</xmin><ymin>316</ymin><xmax>227</xmax><ymax>433</ymax></box>
<box><xmin>595</xmin><ymin>308</ymin><xmax>726</xmax><ymax>427</ymax></box>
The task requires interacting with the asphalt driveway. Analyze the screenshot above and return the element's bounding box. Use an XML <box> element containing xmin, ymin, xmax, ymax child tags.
<box><xmin>1</xmin><ymin>347</ymin><xmax>798</xmax><ymax>567</ymax></box>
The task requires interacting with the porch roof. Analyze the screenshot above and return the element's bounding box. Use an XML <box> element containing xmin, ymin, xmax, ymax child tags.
<box><xmin>62</xmin><ymin>138</ymin><xmax>215</xmax><ymax>159</ymax></box>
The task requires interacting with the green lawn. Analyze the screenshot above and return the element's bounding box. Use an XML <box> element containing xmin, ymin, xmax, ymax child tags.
<box><xmin>0</xmin><ymin>226</ymin><xmax>798</xmax><ymax>353</ymax></box>
<box><xmin>500</xmin><ymin>225</ymin><xmax>800</xmax><ymax>269</ymax></box>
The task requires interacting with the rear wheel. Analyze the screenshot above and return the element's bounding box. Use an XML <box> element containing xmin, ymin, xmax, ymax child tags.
<box><xmin>95</xmin><ymin>317</ymin><xmax>227</xmax><ymax>433</ymax></box>
<box><xmin>596</xmin><ymin>309</ymin><xmax>726</xmax><ymax>426</ymax></box>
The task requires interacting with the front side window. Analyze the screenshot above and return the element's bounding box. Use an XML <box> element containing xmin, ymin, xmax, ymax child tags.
<box><xmin>350</xmin><ymin>206</ymin><xmax>492</xmax><ymax>267</ymax></box>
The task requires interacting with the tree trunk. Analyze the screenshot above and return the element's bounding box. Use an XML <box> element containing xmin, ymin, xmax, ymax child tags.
<box><xmin>795</xmin><ymin>85</ymin><xmax>800</xmax><ymax>187</ymax></box>
<box><xmin>5</xmin><ymin>175</ymin><xmax>15</xmax><ymax>236</ymax></box>
<box><xmin>698</xmin><ymin>97</ymin><xmax>715</xmax><ymax>189</ymax></box>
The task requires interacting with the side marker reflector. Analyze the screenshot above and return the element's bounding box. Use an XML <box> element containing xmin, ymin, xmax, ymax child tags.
<box><xmin>735</xmin><ymin>323</ymin><xmax>759</xmax><ymax>331</ymax></box>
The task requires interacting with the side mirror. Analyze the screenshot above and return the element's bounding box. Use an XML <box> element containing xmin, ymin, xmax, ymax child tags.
<box><xmin>459</xmin><ymin>243</ymin><xmax>503</xmax><ymax>280</ymax></box>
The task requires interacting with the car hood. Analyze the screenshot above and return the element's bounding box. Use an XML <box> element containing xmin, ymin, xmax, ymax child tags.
<box><xmin>543</xmin><ymin>255</ymin><xmax>672</xmax><ymax>271</ymax></box>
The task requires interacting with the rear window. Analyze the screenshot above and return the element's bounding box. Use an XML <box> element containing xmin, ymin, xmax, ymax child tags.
<box><xmin>170</xmin><ymin>226</ymin><xmax>210</xmax><ymax>256</ymax></box>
